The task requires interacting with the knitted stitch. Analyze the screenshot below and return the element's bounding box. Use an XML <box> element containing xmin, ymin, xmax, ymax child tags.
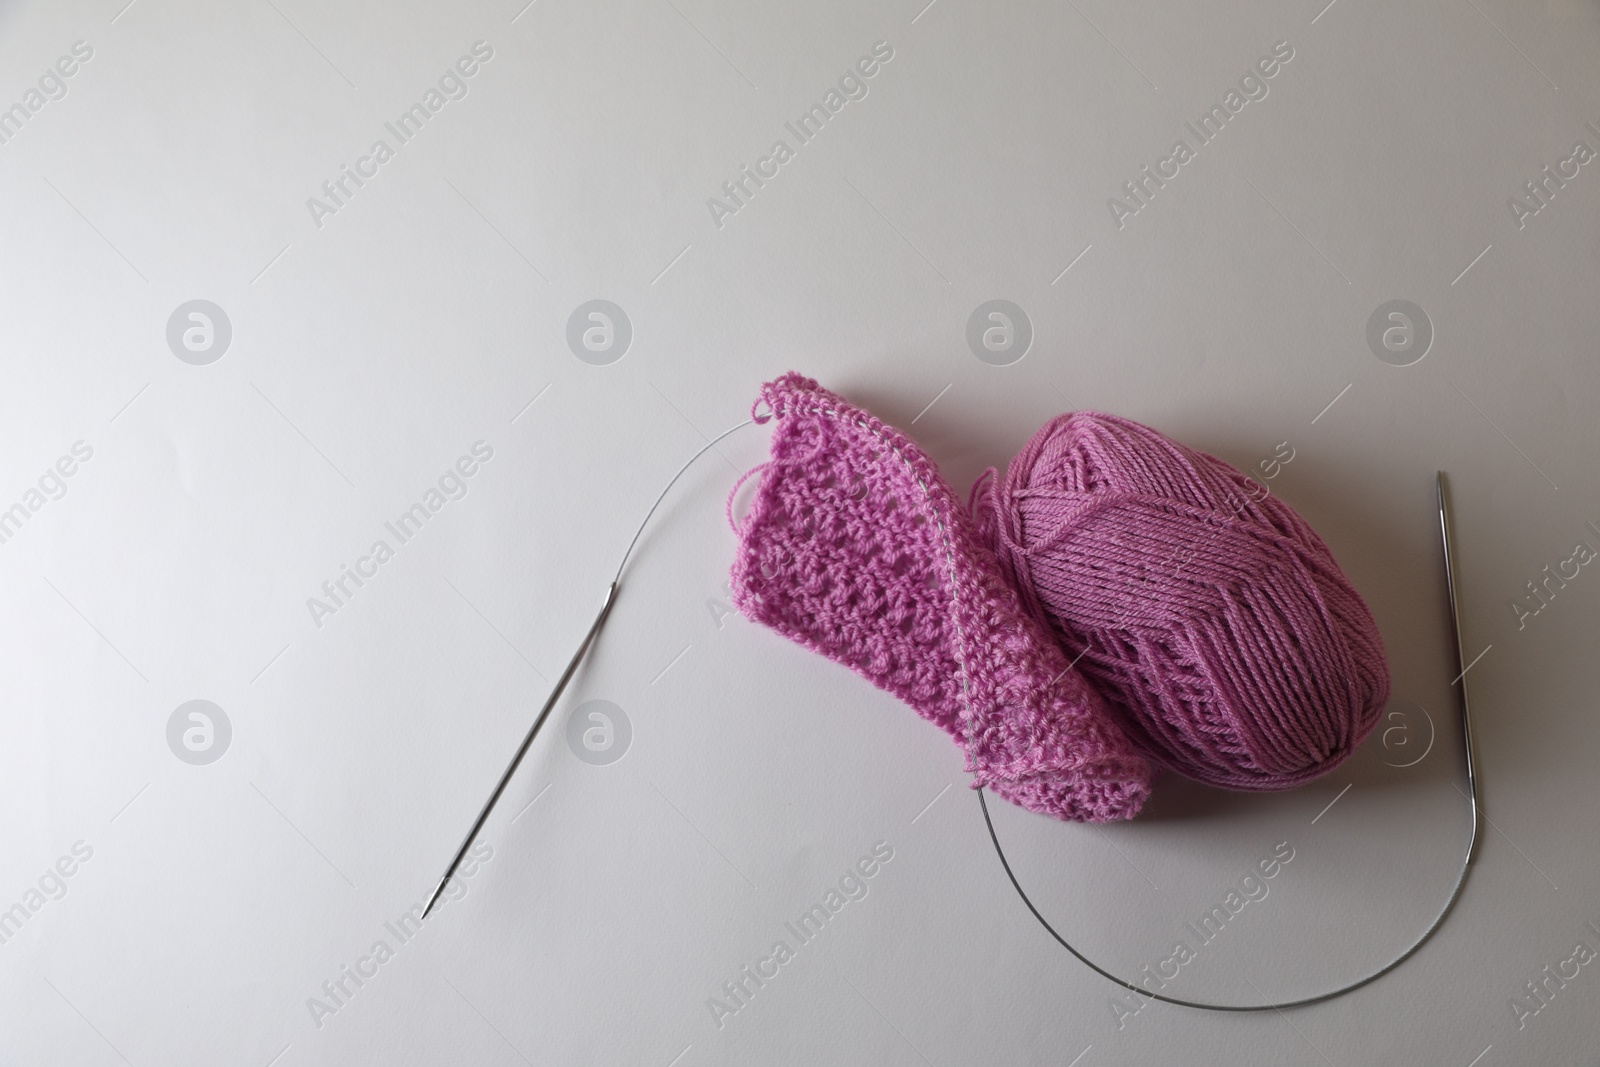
<box><xmin>728</xmin><ymin>373</ymin><xmax>1153</xmax><ymax>822</ymax></box>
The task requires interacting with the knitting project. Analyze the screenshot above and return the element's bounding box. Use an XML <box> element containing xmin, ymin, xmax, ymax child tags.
<box><xmin>728</xmin><ymin>373</ymin><xmax>1153</xmax><ymax>822</ymax></box>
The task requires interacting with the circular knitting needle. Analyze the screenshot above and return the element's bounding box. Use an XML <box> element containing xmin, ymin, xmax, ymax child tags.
<box><xmin>420</xmin><ymin>417</ymin><xmax>754</xmax><ymax>919</ymax></box>
<box><xmin>1436</xmin><ymin>469</ymin><xmax>1482</xmax><ymax>868</ymax></box>
<box><xmin>422</xmin><ymin>582</ymin><xmax>617</xmax><ymax>918</ymax></box>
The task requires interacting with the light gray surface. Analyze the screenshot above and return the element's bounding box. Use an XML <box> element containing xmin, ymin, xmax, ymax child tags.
<box><xmin>1</xmin><ymin>1</ymin><xmax>1597</xmax><ymax>1063</ymax></box>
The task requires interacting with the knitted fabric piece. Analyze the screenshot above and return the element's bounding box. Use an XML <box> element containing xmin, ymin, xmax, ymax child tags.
<box><xmin>970</xmin><ymin>411</ymin><xmax>1389</xmax><ymax>790</ymax></box>
<box><xmin>728</xmin><ymin>373</ymin><xmax>1152</xmax><ymax>822</ymax></box>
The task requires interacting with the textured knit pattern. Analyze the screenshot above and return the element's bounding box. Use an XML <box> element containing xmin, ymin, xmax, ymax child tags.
<box><xmin>728</xmin><ymin>374</ymin><xmax>1153</xmax><ymax>823</ymax></box>
<box><xmin>970</xmin><ymin>411</ymin><xmax>1390</xmax><ymax>790</ymax></box>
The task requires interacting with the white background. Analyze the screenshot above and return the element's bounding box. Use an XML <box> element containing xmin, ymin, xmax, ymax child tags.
<box><xmin>1</xmin><ymin>0</ymin><xmax>1597</xmax><ymax>1064</ymax></box>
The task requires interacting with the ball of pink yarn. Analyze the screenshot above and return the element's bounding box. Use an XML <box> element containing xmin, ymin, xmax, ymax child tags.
<box><xmin>971</xmin><ymin>411</ymin><xmax>1390</xmax><ymax>791</ymax></box>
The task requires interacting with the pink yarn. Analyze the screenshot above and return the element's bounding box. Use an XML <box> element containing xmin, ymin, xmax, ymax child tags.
<box><xmin>970</xmin><ymin>411</ymin><xmax>1389</xmax><ymax>790</ymax></box>
<box><xmin>729</xmin><ymin>373</ymin><xmax>1390</xmax><ymax>819</ymax></box>
<box><xmin>729</xmin><ymin>374</ymin><xmax>1152</xmax><ymax>822</ymax></box>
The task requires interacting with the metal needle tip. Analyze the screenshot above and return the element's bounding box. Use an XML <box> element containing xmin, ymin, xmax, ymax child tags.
<box><xmin>418</xmin><ymin>415</ymin><xmax>754</xmax><ymax>922</ymax></box>
<box><xmin>421</xmin><ymin>582</ymin><xmax>619</xmax><ymax>919</ymax></box>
